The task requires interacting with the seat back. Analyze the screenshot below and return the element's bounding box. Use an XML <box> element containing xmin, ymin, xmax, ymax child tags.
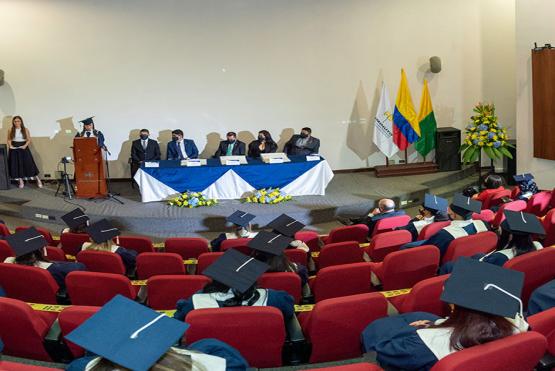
<box><xmin>328</xmin><ymin>225</ymin><xmax>369</xmax><ymax>243</ymax></box>
<box><xmin>294</xmin><ymin>231</ymin><xmax>321</xmax><ymax>252</ymax></box>
<box><xmin>528</xmin><ymin>306</ymin><xmax>555</xmax><ymax>337</ymax></box>
<box><xmin>258</xmin><ymin>272</ymin><xmax>302</xmax><ymax>304</ymax></box>
<box><xmin>184</xmin><ymin>306</ymin><xmax>285</xmax><ymax>368</ymax></box>
<box><xmin>511</xmin><ymin>186</ymin><xmax>521</xmax><ymax>200</ymax></box>
<box><xmin>136</xmin><ymin>252</ymin><xmax>185</xmax><ymax>279</ymax></box>
<box><xmin>303</xmin><ymin>293</ymin><xmax>388</xmax><ymax>363</ymax></box>
<box><xmin>45</xmin><ymin>246</ymin><xmax>67</xmax><ymax>262</ymax></box>
<box><xmin>116</xmin><ymin>235</ymin><xmax>154</xmax><ymax>254</ymax></box>
<box><xmin>0</xmin><ymin>223</ymin><xmax>10</xmax><ymax>237</ymax></box>
<box><xmin>430</xmin><ymin>332</ymin><xmax>546</xmax><ymax>371</ymax></box>
<box><xmin>147</xmin><ymin>275</ymin><xmax>210</xmax><ymax>310</ymax></box>
<box><xmin>284</xmin><ymin>249</ymin><xmax>308</xmax><ymax>267</ymax></box>
<box><xmin>418</xmin><ymin>221</ymin><xmax>451</xmax><ymax>241</ymax></box>
<box><xmin>488</xmin><ymin>189</ymin><xmax>512</xmax><ymax>208</ymax></box>
<box><xmin>66</xmin><ymin>271</ymin><xmax>135</xmax><ymax>306</ymax></box>
<box><xmin>220</xmin><ymin>238</ymin><xmax>252</xmax><ymax>255</ymax></box>
<box><xmin>318</xmin><ymin>241</ymin><xmax>364</xmax><ymax>270</ymax></box>
<box><xmin>526</xmin><ymin>191</ymin><xmax>552</xmax><ymax>217</ymax></box>
<box><xmin>0</xmin><ymin>361</ymin><xmax>63</xmax><ymax>370</ymax></box>
<box><xmin>481</xmin><ymin>189</ymin><xmax>505</xmax><ymax>210</ymax></box>
<box><xmin>164</xmin><ymin>237</ymin><xmax>210</xmax><ymax>259</ymax></box>
<box><xmin>543</xmin><ymin>208</ymin><xmax>555</xmax><ymax>247</ymax></box>
<box><xmin>59</xmin><ymin>306</ymin><xmax>100</xmax><ymax>358</ymax></box>
<box><xmin>366</xmin><ymin>230</ymin><xmax>412</xmax><ymax>262</ymax></box>
<box><xmin>442</xmin><ymin>231</ymin><xmax>498</xmax><ymax>264</ymax></box>
<box><xmin>0</xmin><ymin>240</ymin><xmax>14</xmax><ymax>262</ymax></box>
<box><xmin>504</xmin><ymin>248</ymin><xmax>555</xmax><ymax>306</ymax></box>
<box><xmin>380</xmin><ymin>245</ymin><xmax>440</xmax><ymax>291</ymax></box>
<box><xmin>0</xmin><ymin>263</ymin><xmax>59</xmax><ymax>304</ymax></box>
<box><xmin>60</xmin><ymin>232</ymin><xmax>90</xmax><ymax>256</ymax></box>
<box><xmin>76</xmin><ymin>250</ymin><xmax>126</xmax><ymax>275</ymax></box>
<box><xmin>0</xmin><ymin>297</ymin><xmax>52</xmax><ymax>361</ymax></box>
<box><xmin>471</xmin><ymin>209</ymin><xmax>495</xmax><ymax>224</ymax></box>
<box><xmin>15</xmin><ymin>226</ymin><xmax>55</xmax><ymax>245</ymax></box>
<box><xmin>491</xmin><ymin>200</ymin><xmax>527</xmax><ymax>229</ymax></box>
<box><xmin>196</xmin><ymin>252</ymin><xmax>224</xmax><ymax>274</ymax></box>
<box><xmin>303</xmin><ymin>364</ymin><xmax>383</xmax><ymax>371</ymax></box>
<box><xmin>397</xmin><ymin>275</ymin><xmax>450</xmax><ymax>316</ymax></box>
<box><xmin>313</xmin><ymin>263</ymin><xmax>373</xmax><ymax>302</ymax></box>
<box><xmin>372</xmin><ymin>215</ymin><xmax>411</xmax><ymax>237</ymax></box>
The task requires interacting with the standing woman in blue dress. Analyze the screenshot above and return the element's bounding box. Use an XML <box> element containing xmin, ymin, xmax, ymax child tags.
<box><xmin>6</xmin><ymin>116</ymin><xmax>42</xmax><ymax>189</ymax></box>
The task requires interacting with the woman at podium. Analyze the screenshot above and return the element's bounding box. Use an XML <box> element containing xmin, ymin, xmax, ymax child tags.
<box><xmin>7</xmin><ymin>116</ymin><xmax>43</xmax><ymax>189</ymax></box>
<box><xmin>75</xmin><ymin>116</ymin><xmax>106</xmax><ymax>150</ymax></box>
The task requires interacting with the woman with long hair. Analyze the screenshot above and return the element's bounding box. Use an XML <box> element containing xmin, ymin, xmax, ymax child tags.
<box><xmin>247</xmin><ymin>130</ymin><xmax>278</xmax><ymax>158</ymax></box>
<box><xmin>7</xmin><ymin>116</ymin><xmax>42</xmax><ymax>188</ymax></box>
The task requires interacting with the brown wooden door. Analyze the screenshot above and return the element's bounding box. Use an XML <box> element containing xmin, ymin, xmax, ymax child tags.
<box><xmin>532</xmin><ymin>48</ymin><xmax>555</xmax><ymax>160</ymax></box>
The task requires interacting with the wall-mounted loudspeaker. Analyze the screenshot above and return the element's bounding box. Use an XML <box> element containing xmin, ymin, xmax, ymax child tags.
<box><xmin>430</xmin><ymin>56</ymin><xmax>442</xmax><ymax>73</ymax></box>
<box><xmin>0</xmin><ymin>70</ymin><xmax>4</xmax><ymax>86</ymax></box>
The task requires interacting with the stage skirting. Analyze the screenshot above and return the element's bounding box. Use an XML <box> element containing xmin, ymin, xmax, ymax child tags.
<box><xmin>134</xmin><ymin>156</ymin><xmax>334</xmax><ymax>202</ymax></box>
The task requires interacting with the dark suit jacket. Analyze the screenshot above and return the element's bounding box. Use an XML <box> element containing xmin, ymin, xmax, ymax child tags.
<box><xmin>131</xmin><ymin>139</ymin><xmax>161</xmax><ymax>164</ymax></box>
<box><xmin>247</xmin><ymin>140</ymin><xmax>278</xmax><ymax>158</ymax></box>
<box><xmin>214</xmin><ymin>140</ymin><xmax>246</xmax><ymax>158</ymax></box>
<box><xmin>283</xmin><ymin>134</ymin><xmax>320</xmax><ymax>156</ymax></box>
<box><xmin>167</xmin><ymin>139</ymin><xmax>199</xmax><ymax>160</ymax></box>
<box><xmin>365</xmin><ymin>210</ymin><xmax>406</xmax><ymax>236</ymax></box>
<box><xmin>75</xmin><ymin>130</ymin><xmax>106</xmax><ymax>150</ymax></box>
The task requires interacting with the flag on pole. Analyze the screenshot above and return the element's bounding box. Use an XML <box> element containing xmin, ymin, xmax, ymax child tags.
<box><xmin>373</xmin><ymin>82</ymin><xmax>399</xmax><ymax>158</ymax></box>
<box><xmin>392</xmin><ymin>69</ymin><xmax>420</xmax><ymax>151</ymax></box>
<box><xmin>415</xmin><ymin>80</ymin><xmax>437</xmax><ymax>157</ymax></box>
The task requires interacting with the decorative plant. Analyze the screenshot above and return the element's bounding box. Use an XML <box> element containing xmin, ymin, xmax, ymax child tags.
<box><xmin>460</xmin><ymin>103</ymin><xmax>514</xmax><ymax>163</ymax></box>
<box><xmin>168</xmin><ymin>191</ymin><xmax>218</xmax><ymax>208</ymax></box>
<box><xmin>243</xmin><ymin>188</ymin><xmax>292</xmax><ymax>204</ymax></box>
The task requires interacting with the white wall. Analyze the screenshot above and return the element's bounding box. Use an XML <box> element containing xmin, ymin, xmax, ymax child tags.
<box><xmin>515</xmin><ymin>0</ymin><xmax>555</xmax><ymax>189</ymax></box>
<box><xmin>0</xmin><ymin>0</ymin><xmax>515</xmax><ymax>178</ymax></box>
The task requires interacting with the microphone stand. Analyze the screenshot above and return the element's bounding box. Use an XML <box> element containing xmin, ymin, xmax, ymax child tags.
<box><xmin>103</xmin><ymin>147</ymin><xmax>124</xmax><ymax>205</ymax></box>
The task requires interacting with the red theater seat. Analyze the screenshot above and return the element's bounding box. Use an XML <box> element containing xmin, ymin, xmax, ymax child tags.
<box><xmin>220</xmin><ymin>238</ymin><xmax>252</xmax><ymax>255</ymax></box>
<box><xmin>526</xmin><ymin>191</ymin><xmax>552</xmax><ymax>217</ymax></box>
<box><xmin>418</xmin><ymin>221</ymin><xmax>451</xmax><ymax>241</ymax></box>
<box><xmin>164</xmin><ymin>237</ymin><xmax>210</xmax><ymax>259</ymax></box>
<box><xmin>441</xmin><ymin>231</ymin><xmax>497</xmax><ymax>264</ymax></box>
<box><xmin>66</xmin><ymin>271</ymin><xmax>136</xmax><ymax>306</ymax></box>
<box><xmin>294</xmin><ymin>230</ymin><xmax>321</xmax><ymax>252</ymax></box>
<box><xmin>136</xmin><ymin>252</ymin><xmax>185</xmax><ymax>279</ymax></box>
<box><xmin>365</xmin><ymin>229</ymin><xmax>412</xmax><ymax>262</ymax></box>
<box><xmin>60</xmin><ymin>232</ymin><xmax>90</xmax><ymax>257</ymax></box>
<box><xmin>196</xmin><ymin>252</ymin><xmax>224</xmax><ymax>274</ymax></box>
<box><xmin>15</xmin><ymin>226</ymin><xmax>57</xmax><ymax>246</ymax></box>
<box><xmin>543</xmin><ymin>209</ymin><xmax>555</xmax><ymax>247</ymax></box>
<box><xmin>0</xmin><ymin>263</ymin><xmax>59</xmax><ymax>304</ymax></box>
<box><xmin>389</xmin><ymin>275</ymin><xmax>450</xmax><ymax>317</ymax></box>
<box><xmin>317</xmin><ymin>241</ymin><xmax>364</xmax><ymax>270</ymax></box>
<box><xmin>147</xmin><ymin>275</ymin><xmax>210</xmax><ymax>310</ymax></box>
<box><xmin>491</xmin><ymin>200</ymin><xmax>527</xmax><ymax>229</ymax></box>
<box><xmin>59</xmin><ymin>305</ymin><xmax>100</xmax><ymax>358</ymax></box>
<box><xmin>303</xmin><ymin>364</ymin><xmax>383</xmax><ymax>371</ymax></box>
<box><xmin>76</xmin><ymin>250</ymin><xmax>126</xmax><ymax>275</ymax></box>
<box><xmin>45</xmin><ymin>246</ymin><xmax>67</xmax><ymax>262</ymax></box>
<box><xmin>116</xmin><ymin>235</ymin><xmax>154</xmax><ymax>254</ymax></box>
<box><xmin>284</xmin><ymin>248</ymin><xmax>308</xmax><ymax>267</ymax></box>
<box><xmin>323</xmin><ymin>224</ymin><xmax>369</xmax><ymax>244</ymax></box>
<box><xmin>0</xmin><ymin>240</ymin><xmax>14</xmax><ymax>262</ymax></box>
<box><xmin>312</xmin><ymin>263</ymin><xmax>373</xmax><ymax>302</ymax></box>
<box><xmin>371</xmin><ymin>215</ymin><xmax>411</xmax><ymax>237</ymax></box>
<box><xmin>258</xmin><ymin>272</ymin><xmax>302</xmax><ymax>304</ymax></box>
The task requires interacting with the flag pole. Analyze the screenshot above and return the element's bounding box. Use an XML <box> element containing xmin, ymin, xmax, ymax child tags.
<box><xmin>404</xmin><ymin>149</ymin><xmax>408</xmax><ymax>164</ymax></box>
<box><xmin>385</xmin><ymin>155</ymin><xmax>389</xmax><ymax>167</ymax></box>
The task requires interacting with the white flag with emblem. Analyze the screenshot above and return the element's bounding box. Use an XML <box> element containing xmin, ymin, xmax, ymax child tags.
<box><xmin>373</xmin><ymin>82</ymin><xmax>399</xmax><ymax>158</ymax></box>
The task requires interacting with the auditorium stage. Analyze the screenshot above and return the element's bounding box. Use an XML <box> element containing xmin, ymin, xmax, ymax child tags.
<box><xmin>0</xmin><ymin>166</ymin><xmax>477</xmax><ymax>239</ymax></box>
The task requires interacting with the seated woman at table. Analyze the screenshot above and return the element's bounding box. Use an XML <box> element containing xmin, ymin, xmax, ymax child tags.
<box><xmin>248</xmin><ymin>130</ymin><xmax>278</xmax><ymax>158</ymax></box>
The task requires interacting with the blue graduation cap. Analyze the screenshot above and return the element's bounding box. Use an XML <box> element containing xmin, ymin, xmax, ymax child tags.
<box><xmin>423</xmin><ymin>194</ymin><xmax>448</xmax><ymax>213</ymax></box>
<box><xmin>450</xmin><ymin>193</ymin><xmax>482</xmax><ymax>215</ymax></box>
<box><xmin>5</xmin><ymin>227</ymin><xmax>47</xmax><ymax>257</ymax></box>
<box><xmin>513</xmin><ymin>173</ymin><xmax>534</xmax><ymax>183</ymax></box>
<box><xmin>65</xmin><ymin>295</ymin><xmax>189</xmax><ymax>371</ymax></box>
<box><xmin>226</xmin><ymin>210</ymin><xmax>256</xmax><ymax>227</ymax></box>
<box><xmin>267</xmin><ymin>214</ymin><xmax>305</xmax><ymax>237</ymax></box>
<box><xmin>502</xmin><ymin>210</ymin><xmax>545</xmax><ymax>235</ymax></box>
<box><xmin>80</xmin><ymin>116</ymin><xmax>95</xmax><ymax>126</ymax></box>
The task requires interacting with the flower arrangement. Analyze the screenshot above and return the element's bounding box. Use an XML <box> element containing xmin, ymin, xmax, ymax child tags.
<box><xmin>243</xmin><ymin>188</ymin><xmax>292</xmax><ymax>204</ymax></box>
<box><xmin>167</xmin><ymin>191</ymin><xmax>218</xmax><ymax>208</ymax></box>
<box><xmin>460</xmin><ymin>103</ymin><xmax>514</xmax><ymax>163</ymax></box>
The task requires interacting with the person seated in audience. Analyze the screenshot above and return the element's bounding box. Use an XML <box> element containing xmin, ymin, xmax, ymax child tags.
<box><xmin>514</xmin><ymin>173</ymin><xmax>539</xmax><ymax>201</ymax></box>
<box><xmin>401</xmin><ymin>193</ymin><xmax>488</xmax><ymax>260</ymax></box>
<box><xmin>210</xmin><ymin>211</ymin><xmax>258</xmax><ymax>251</ymax></box>
<box><xmin>82</xmin><ymin>219</ymin><xmax>137</xmax><ymax>276</ymax></box>
<box><xmin>214</xmin><ymin>132</ymin><xmax>246</xmax><ymax>157</ymax></box>
<box><xmin>283</xmin><ymin>127</ymin><xmax>320</xmax><ymax>156</ymax></box>
<box><xmin>266</xmin><ymin>213</ymin><xmax>310</xmax><ymax>254</ymax></box>
<box><xmin>167</xmin><ymin>129</ymin><xmax>199</xmax><ymax>160</ymax></box>
<box><xmin>396</xmin><ymin>194</ymin><xmax>450</xmax><ymax>241</ymax></box>
<box><xmin>362</xmin><ymin>258</ymin><xmax>528</xmax><ymax>370</ymax></box>
<box><xmin>339</xmin><ymin>198</ymin><xmax>406</xmax><ymax>236</ymax></box>
<box><xmin>462</xmin><ymin>184</ymin><xmax>480</xmax><ymax>198</ymax></box>
<box><xmin>174</xmin><ymin>249</ymin><xmax>294</xmax><ymax>321</ymax></box>
<box><xmin>65</xmin><ymin>295</ymin><xmax>249</xmax><ymax>371</ymax></box>
<box><xmin>248</xmin><ymin>130</ymin><xmax>278</xmax><ymax>158</ymax></box>
<box><xmin>439</xmin><ymin>210</ymin><xmax>544</xmax><ymax>274</ymax></box>
<box><xmin>473</xmin><ymin>174</ymin><xmax>505</xmax><ymax>202</ymax></box>
<box><xmin>4</xmin><ymin>227</ymin><xmax>86</xmax><ymax>290</ymax></box>
<box><xmin>528</xmin><ymin>279</ymin><xmax>555</xmax><ymax>316</ymax></box>
<box><xmin>60</xmin><ymin>208</ymin><xmax>90</xmax><ymax>235</ymax></box>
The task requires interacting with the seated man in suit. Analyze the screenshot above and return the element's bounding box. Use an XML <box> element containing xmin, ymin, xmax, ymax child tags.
<box><xmin>284</xmin><ymin>127</ymin><xmax>320</xmax><ymax>156</ymax></box>
<box><xmin>338</xmin><ymin>198</ymin><xmax>406</xmax><ymax>236</ymax></box>
<box><xmin>130</xmin><ymin>129</ymin><xmax>161</xmax><ymax>180</ymax></box>
<box><xmin>166</xmin><ymin>129</ymin><xmax>198</xmax><ymax>160</ymax></box>
<box><xmin>214</xmin><ymin>131</ymin><xmax>246</xmax><ymax>158</ymax></box>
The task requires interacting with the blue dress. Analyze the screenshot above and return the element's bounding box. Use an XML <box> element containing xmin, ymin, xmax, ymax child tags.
<box><xmin>174</xmin><ymin>288</ymin><xmax>295</xmax><ymax>321</ymax></box>
<box><xmin>46</xmin><ymin>262</ymin><xmax>86</xmax><ymax>290</ymax></box>
<box><xmin>114</xmin><ymin>247</ymin><xmax>138</xmax><ymax>275</ymax></box>
<box><xmin>528</xmin><ymin>280</ymin><xmax>555</xmax><ymax>316</ymax></box>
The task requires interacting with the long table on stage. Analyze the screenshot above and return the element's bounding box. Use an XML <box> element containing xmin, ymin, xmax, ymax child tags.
<box><xmin>134</xmin><ymin>156</ymin><xmax>334</xmax><ymax>202</ymax></box>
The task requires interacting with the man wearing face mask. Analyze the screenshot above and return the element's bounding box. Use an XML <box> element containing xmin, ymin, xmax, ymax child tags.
<box><xmin>166</xmin><ymin>129</ymin><xmax>199</xmax><ymax>160</ymax></box>
<box><xmin>130</xmin><ymin>129</ymin><xmax>161</xmax><ymax>181</ymax></box>
<box><xmin>284</xmin><ymin>127</ymin><xmax>320</xmax><ymax>156</ymax></box>
<box><xmin>214</xmin><ymin>131</ymin><xmax>246</xmax><ymax>158</ymax></box>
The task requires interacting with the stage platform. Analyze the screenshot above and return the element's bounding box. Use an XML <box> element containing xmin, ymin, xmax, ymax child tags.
<box><xmin>0</xmin><ymin>166</ymin><xmax>477</xmax><ymax>238</ymax></box>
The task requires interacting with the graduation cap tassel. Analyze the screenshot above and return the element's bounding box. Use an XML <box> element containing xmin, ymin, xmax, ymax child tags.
<box><xmin>130</xmin><ymin>314</ymin><xmax>166</xmax><ymax>339</ymax></box>
<box><xmin>235</xmin><ymin>257</ymin><xmax>255</xmax><ymax>272</ymax></box>
<box><xmin>484</xmin><ymin>283</ymin><xmax>523</xmax><ymax>318</ymax></box>
<box><xmin>521</xmin><ymin>212</ymin><xmax>527</xmax><ymax>223</ymax></box>
<box><xmin>25</xmin><ymin>235</ymin><xmax>43</xmax><ymax>242</ymax></box>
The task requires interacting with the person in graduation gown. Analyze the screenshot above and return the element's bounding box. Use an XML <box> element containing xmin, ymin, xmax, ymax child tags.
<box><xmin>174</xmin><ymin>249</ymin><xmax>295</xmax><ymax>321</ymax></box>
<box><xmin>4</xmin><ymin>228</ymin><xmax>86</xmax><ymax>290</ymax></box>
<box><xmin>362</xmin><ymin>258</ymin><xmax>529</xmax><ymax>371</ymax></box>
<box><xmin>283</xmin><ymin>127</ymin><xmax>320</xmax><ymax>156</ymax></box>
<box><xmin>473</xmin><ymin>174</ymin><xmax>505</xmax><ymax>202</ymax></box>
<box><xmin>401</xmin><ymin>193</ymin><xmax>489</xmax><ymax>260</ymax></box>
<box><xmin>247</xmin><ymin>130</ymin><xmax>278</xmax><ymax>158</ymax></box>
<box><xmin>82</xmin><ymin>219</ymin><xmax>137</xmax><ymax>276</ymax></box>
<box><xmin>60</xmin><ymin>208</ymin><xmax>90</xmax><ymax>235</ymax></box>
<box><xmin>210</xmin><ymin>211</ymin><xmax>258</xmax><ymax>252</ymax></box>
<box><xmin>130</xmin><ymin>128</ymin><xmax>161</xmax><ymax>179</ymax></box>
<box><xmin>214</xmin><ymin>132</ymin><xmax>246</xmax><ymax>158</ymax></box>
<box><xmin>528</xmin><ymin>279</ymin><xmax>555</xmax><ymax>316</ymax></box>
<box><xmin>396</xmin><ymin>194</ymin><xmax>450</xmax><ymax>241</ymax></box>
<box><xmin>65</xmin><ymin>295</ymin><xmax>249</xmax><ymax>371</ymax></box>
<box><xmin>166</xmin><ymin>129</ymin><xmax>199</xmax><ymax>160</ymax></box>
<box><xmin>75</xmin><ymin>117</ymin><xmax>106</xmax><ymax>150</ymax></box>
<box><xmin>514</xmin><ymin>173</ymin><xmax>539</xmax><ymax>201</ymax></box>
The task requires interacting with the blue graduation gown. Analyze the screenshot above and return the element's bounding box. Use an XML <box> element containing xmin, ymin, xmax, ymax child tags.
<box><xmin>115</xmin><ymin>247</ymin><xmax>137</xmax><ymax>275</ymax></box>
<box><xmin>528</xmin><ymin>279</ymin><xmax>555</xmax><ymax>316</ymax></box>
<box><xmin>47</xmin><ymin>262</ymin><xmax>86</xmax><ymax>290</ymax></box>
<box><xmin>362</xmin><ymin>312</ymin><xmax>442</xmax><ymax>371</ymax></box>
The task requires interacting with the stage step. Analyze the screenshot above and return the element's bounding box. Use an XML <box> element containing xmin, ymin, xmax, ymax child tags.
<box><xmin>374</xmin><ymin>162</ymin><xmax>439</xmax><ymax>177</ymax></box>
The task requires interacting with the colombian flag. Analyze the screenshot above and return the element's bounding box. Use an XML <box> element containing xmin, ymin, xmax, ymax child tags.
<box><xmin>393</xmin><ymin>69</ymin><xmax>420</xmax><ymax>151</ymax></box>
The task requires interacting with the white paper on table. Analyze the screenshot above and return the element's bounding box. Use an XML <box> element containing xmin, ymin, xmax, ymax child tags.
<box><xmin>306</xmin><ymin>155</ymin><xmax>321</xmax><ymax>161</ymax></box>
<box><xmin>144</xmin><ymin>162</ymin><xmax>160</xmax><ymax>168</ymax></box>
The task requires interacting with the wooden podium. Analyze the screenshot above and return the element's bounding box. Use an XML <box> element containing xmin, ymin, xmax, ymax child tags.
<box><xmin>73</xmin><ymin>137</ymin><xmax>107</xmax><ymax>198</ymax></box>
